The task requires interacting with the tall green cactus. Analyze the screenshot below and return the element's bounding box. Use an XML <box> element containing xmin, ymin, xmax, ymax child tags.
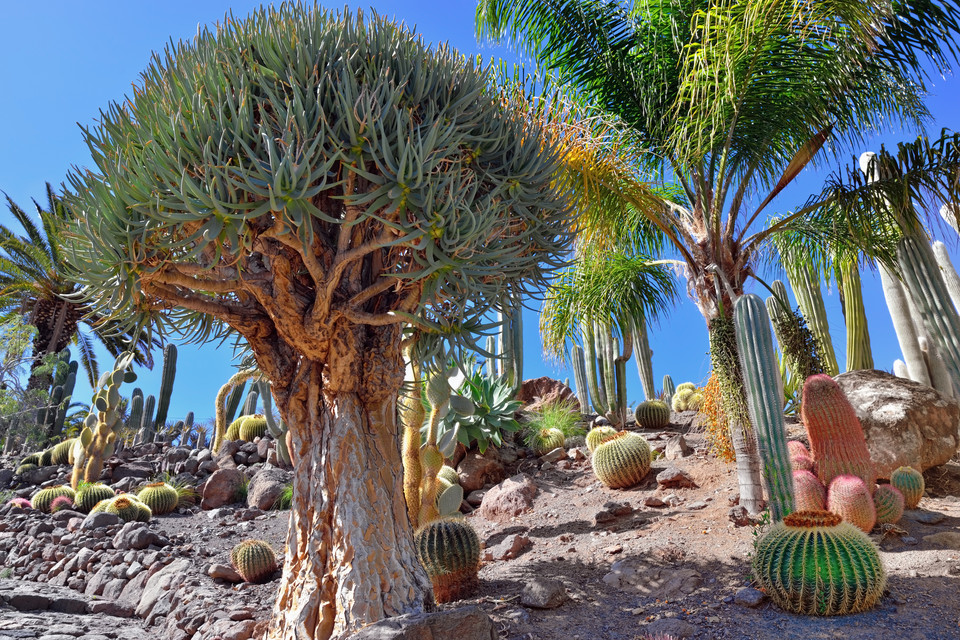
<box><xmin>734</xmin><ymin>293</ymin><xmax>796</xmax><ymax>522</ymax></box>
<box><xmin>495</xmin><ymin>294</ymin><xmax>523</xmax><ymax>392</ymax></box>
<box><xmin>783</xmin><ymin>263</ymin><xmax>839</xmax><ymax>376</ymax></box>
<box><xmin>571</xmin><ymin>344</ymin><xmax>590</xmax><ymax>413</ymax></box>
<box><xmin>837</xmin><ymin>259</ymin><xmax>873</xmax><ymax>371</ymax></box>
<box><xmin>136</xmin><ymin>395</ymin><xmax>156</xmax><ymax>445</ymax></box>
<box><xmin>127</xmin><ymin>389</ymin><xmax>144</xmax><ymax>433</ymax></box>
<box><xmin>932</xmin><ymin>241</ymin><xmax>960</xmax><ymax>313</ymax></box>
<box><xmin>51</xmin><ymin>367</ymin><xmax>77</xmax><ymax>439</ymax></box>
<box><xmin>224</xmin><ymin>380</ymin><xmax>246</xmax><ymax>425</ymax></box>
<box><xmin>259</xmin><ymin>380</ymin><xmax>291</xmax><ymax>467</ymax></box>
<box><xmin>662</xmin><ymin>374</ymin><xmax>675</xmax><ymax>408</ymax></box>
<box><xmin>243</xmin><ymin>387</ymin><xmax>260</xmax><ymax>416</ymax></box>
<box><xmin>631</xmin><ymin>316</ymin><xmax>656</xmax><ymax>401</ymax></box>
<box><xmin>879</xmin><ymin>265</ymin><xmax>932</xmax><ymax>386</ymax></box>
<box><xmin>580</xmin><ymin>320</ymin><xmax>630</xmax><ymax>427</ymax></box>
<box><xmin>70</xmin><ymin>352</ymin><xmax>137</xmax><ymax>489</ymax></box>
<box><xmin>180</xmin><ymin>411</ymin><xmax>195</xmax><ymax>446</ymax></box>
<box><xmin>152</xmin><ymin>343</ymin><xmax>177</xmax><ymax>431</ymax></box>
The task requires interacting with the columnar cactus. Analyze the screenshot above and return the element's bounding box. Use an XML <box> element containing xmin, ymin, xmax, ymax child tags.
<box><xmin>800</xmin><ymin>375</ymin><xmax>876</xmax><ymax>489</ymax></box>
<box><xmin>135</xmin><ymin>394</ymin><xmax>157</xmax><ymax>445</ymax></box>
<box><xmin>632</xmin><ymin>316</ymin><xmax>656</xmax><ymax>401</ymax></box>
<box><xmin>783</xmin><ymin>262</ymin><xmax>840</xmax><ymax>376</ymax></box>
<box><xmin>879</xmin><ymin>266</ymin><xmax>932</xmax><ymax>387</ymax></box>
<box><xmin>634</xmin><ymin>400</ymin><xmax>670</xmax><ymax>429</ymax></box>
<box><xmin>137</xmin><ymin>482</ymin><xmax>179</xmax><ymax>515</ymax></box>
<box><xmin>591</xmin><ymin>431</ymin><xmax>652</xmax><ymax>489</ymax></box>
<box><xmin>213</xmin><ymin>370</ymin><xmax>257</xmax><ymax>452</ymax></box>
<box><xmin>127</xmin><ymin>389</ymin><xmax>144</xmax><ymax>435</ymax></box>
<box><xmin>792</xmin><ymin>470</ymin><xmax>827</xmax><ymax>512</ymax></box>
<box><xmin>259</xmin><ymin>380</ymin><xmax>291</xmax><ymax>467</ymax></box>
<box><xmin>414</xmin><ymin>518</ymin><xmax>481</xmax><ymax>604</ymax></box>
<box><xmin>890</xmin><ymin>466</ymin><xmax>925</xmax><ymax>509</ymax></box>
<box><xmin>571</xmin><ymin>344</ymin><xmax>591</xmax><ymax>414</ymax></box>
<box><xmin>152</xmin><ymin>343</ymin><xmax>178</xmax><ymax>432</ymax></box>
<box><xmin>231</xmin><ymin>539</ymin><xmax>278</xmax><ymax>583</ymax></box>
<box><xmin>224</xmin><ymin>381</ymin><xmax>246</xmax><ymax>426</ymax></box>
<box><xmin>827</xmin><ymin>475</ymin><xmax>876</xmax><ymax>533</ymax></box>
<box><xmin>239</xmin><ymin>415</ymin><xmax>268</xmax><ymax>442</ymax></box>
<box><xmin>583</xmin><ymin>320</ymin><xmax>632</xmax><ymax>427</ymax></box>
<box><xmin>734</xmin><ymin>293</ymin><xmax>796</xmax><ymax>522</ymax></box>
<box><xmin>661</xmin><ymin>375</ymin><xmax>675</xmax><ymax>408</ymax></box>
<box><xmin>873</xmin><ymin>485</ymin><xmax>905</xmax><ymax>524</ymax></box>
<box><xmin>496</xmin><ymin>293</ymin><xmax>524</xmax><ymax>393</ymax></box>
<box><xmin>787</xmin><ymin>441</ymin><xmax>814</xmax><ymax>472</ymax></box>
<box><xmin>585</xmin><ymin>425</ymin><xmax>617</xmax><ymax>453</ymax></box>
<box><xmin>242</xmin><ymin>387</ymin><xmax>260</xmax><ymax>417</ymax></box>
<box><xmin>74</xmin><ymin>482</ymin><xmax>116</xmax><ymax>513</ymax></box>
<box><xmin>71</xmin><ymin>353</ymin><xmax>137</xmax><ymax>489</ymax></box>
<box><xmin>31</xmin><ymin>485</ymin><xmax>76</xmax><ymax>513</ymax></box>
<box><xmin>838</xmin><ymin>259</ymin><xmax>873</xmax><ymax>371</ymax></box>
<box><xmin>752</xmin><ymin>510</ymin><xmax>885</xmax><ymax>615</ymax></box>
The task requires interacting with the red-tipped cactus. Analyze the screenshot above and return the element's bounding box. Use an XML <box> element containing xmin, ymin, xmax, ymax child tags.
<box><xmin>50</xmin><ymin>495</ymin><xmax>75</xmax><ymax>513</ymax></box>
<box><xmin>793</xmin><ymin>470</ymin><xmax>827</xmax><ymax>512</ymax></box>
<box><xmin>6</xmin><ymin>497</ymin><xmax>32</xmax><ymax>509</ymax></box>
<box><xmin>890</xmin><ymin>466</ymin><xmax>925</xmax><ymax>509</ymax></box>
<box><xmin>800</xmin><ymin>375</ymin><xmax>876</xmax><ymax>488</ymax></box>
<box><xmin>873</xmin><ymin>485</ymin><xmax>905</xmax><ymax>524</ymax></box>
<box><xmin>787</xmin><ymin>441</ymin><xmax>814</xmax><ymax>472</ymax></box>
<box><xmin>827</xmin><ymin>475</ymin><xmax>876</xmax><ymax>533</ymax></box>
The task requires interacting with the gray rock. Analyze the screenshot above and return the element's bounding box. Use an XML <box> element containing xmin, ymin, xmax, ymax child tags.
<box><xmin>520</xmin><ymin>577</ymin><xmax>567</xmax><ymax>609</ymax></box>
<box><xmin>517</xmin><ymin>377</ymin><xmax>580</xmax><ymax>414</ymax></box>
<box><xmin>344</xmin><ymin>606</ymin><xmax>497</xmax><ymax>640</ymax></box>
<box><xmin>643</xmin><ymin>619</ymin><xmax>697</xmax><ymax>639</ymax></box>
<box><xmin>734</xmin><ymin>587</ymin><xmax>768</xmax><ymax>608</ymax></box>
<box><xmin>656</xmin><ymin>467</ymin><xmax>698</xmax><ymax>489</ymax></box>
<box><xmin>539</xmin><ymin>448</ymin><xmax>566</xmax><ymax>464</ymax></box>
<box><xmin>602</xmin><ymin>558</ymin><xmax>702</xmax><ymax>598</ymax></box>
<box><xmin>208</xmin><ymin>563</ymin><xmax>243</xmax><ymax>582</ymax></box>
<box><xmin>665</xmin><ymin>435</ymin><xmax>693</xmax><ymax>460</ymax></box>
<box><xmin>207</xmin><ymin>619</ymin><xmax>258</xmax><ymax>640</ymax></box>
<box><xmin>644</xmin><ymin>496</ymin><xmax>667</xmax><ymax>507</ymax></box>
<box><xmin>246</xmin><ymin>466</ymin><xmax>290</xmax><ymax>511</ymax></box>
<box><xmin>81</xmin><ymin>512</ymin><xmax>121</xmax><ymax>530</ymax></box>
<box><xmin>835</xmin><ymin>370</ymin><xmax>960</xmax><ymax>478</ymax></box>
<box><xmin>134</xmin><ymin>558</ymin><xmax>191</xmax><ymax>619</ymax></box>
<box><xmin>483</xmin><ymin>533</ymin><xmax>531</xmax><ymax>561</ymax></box>
<box><xmin>109</xmin><ymin>477</ymin><xmax>139</xmax><ymax>493</ymax></box>
<box><xmin>8</xmin><ymin>592</ymin><xmax>51</xmax><ymax>610</ymax></box>
<box><xmin>687</xmin><ymin>500</ymin><xmax>708</xmax><ymax>510</ymax></box>
<box><xmin>215</xmin><ymin>441</ymin><xmax>241</xmax><ymax>470</ymax></box>
<box><xmin>110</xmin><ymin>461</ymin><xmax>154</xmax><ymax>482</ymax></box>
<box><xmin>200</xmin><ymin>468</ymin><xmax>244</xmax><ymax>509</ymax></box>
<box><xmin>112</xmin><ymin>522</ymin><xmax>163</xmax><ymax>550</ymax></box>
<box><xmin>477</xmin><ymin>474</ymin><xmax>537</xmax><ymax>523</ymax></box>
<box><xmin>909</xmin><ymin>509</ymin><xmax>945</xmax><ymax>525</ymax></box>
<box><xmin>465</xmin><ymin>489</ymin><xmax>487</xmax><ymax>507</ymax></box>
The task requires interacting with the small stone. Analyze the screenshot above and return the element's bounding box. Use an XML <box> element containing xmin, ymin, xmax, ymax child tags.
<box><xmin>604</xmin><ymin>544</ymin><xmax>623</xmax><ymax>555</ymax></box>
<box><xmin>483</xmin><ymin>534</ymin><xmax>531</xmax><ymax>562</ymax></box>
<box><xmin>910</xmin><ymin>510</ymin><xmax>946</xmax><ymax>525</ymax></box>
<box><xmin>520</xmin><ymin>577</ymin><xmax>567</xmax><ymax>609</ymax></box>
<box><xmin>734</xmin><ymin>587</ymin><xmax>767</xmax><ymax>608</ymax></box>
<box><xmin>687</xmin><ymin>501</ymin><xmax>708</xmax><ymax>510</ymax></box>
<box><xmin>80</xmin><ymin>512</ymin><xmax>121</xmax><ymax>530</ymax></box>
<box><xmin>643</xmin><ymin>619</ymin><xmax>696</xmax><ymax>639</ymax></box>
<box><xmin>539</xmin><ymin>448</ymin><xmax>566</xmax><ymax>464</ymax></box>
<box><xmin>656</xmin><ymin>468</ymin><xmax>698</xmax><ymax>489</ymax></box>
<box><xmin>644</xmin><ymin>496</ymin><xmax>667</xmax><ymax>508</ymax></box>
<box><xmin>903</xmin><ymin>536</ymin><xmax>919</xmax><ymax>546</ymax></box>
<box><xmin>540</xmin><ymin>461</ymin><xmax>553</xmax><ymax>472</ymax></box>
<box><xmin>208</xmin><ymin>563</ymin><xmax>243</xmax><ymax>582</ymax></box>
<box><xmin>567</xmin><ymin>448</ymin><xmax>586</xmax><ymax>461</ymax></box>
<box><xmin>706</xmin><ymin>616</ymin><xmax>721</xmax><ymax>623</ymax></box>
<box><xmin>665</xmin><ymin>435</ymin><xmax>693</xmax><ymax>460</ymax></box>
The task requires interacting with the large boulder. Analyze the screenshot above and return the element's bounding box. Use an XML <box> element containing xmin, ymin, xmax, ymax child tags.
<box><xmin>200</xmin><ymin>468</ymin><xmax>245</xmax><ymax>509</ymax></box>
<box><xmin>246</xmin><ymin>465</ymin><xmax>290</xmax><ymax>510</ymax></box>
<box><xmin>834</xmin><ymin>370</ymin><xmax>960</xmax><ymax>479</ymax></box>
<box><xmin>344</xmin><ymin>606</ymin><xmax>497</xmax><ymax>640</ymax></box>
<box><xmin>517</xmin><ymin>377</ymin><xmax>580</xmax><ymax>414</ymax></box>
<box><xmin>477</xmin><ymin>473</ymin><xmax>537</xmax><ymax>522</ymax></box>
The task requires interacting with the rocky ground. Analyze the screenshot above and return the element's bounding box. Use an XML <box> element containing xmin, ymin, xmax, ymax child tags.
<box><xmin>1</xmin><ymin>413</ymin><xmax>959</xmax><ymax>640</ymax></box>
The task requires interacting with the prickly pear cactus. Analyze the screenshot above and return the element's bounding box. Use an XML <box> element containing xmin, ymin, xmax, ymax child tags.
<box><xmin>414</xmin><ymin>517</ymin><xmax>481</xmax><ymax>604</ymax></box>
<box><xmin>74</xmin><ymin>483</ymin><xmax>116</xmax><ymax>513</ymax></box>
<box><xmin>890</xmin><ymin>466</ymin><xmax>924</xmax><ymax>509</ymax></box>
<box><xmin>792</xmin><ymin>470</ymin><xmax>827</xmax><ymax>512</ymax></box>
<box><xmin>231</xmin><ymin>539</ymin><xmax>278</xmax><ymax>583</ymax></box>
<box><xmin>591</xmin><ymin>431</ymin><xmax>652</xmax><ymax>489</ymax></box>
<box><xmin>137</xmin><ymin>482</ymin><xmax>179</xmax><ymax>515</ymax></box>
<box><xmin>437</xmin><ymin>466</ymin><xmax>460</xmax><ymax>486</ymax></box>
<box><xmin>238</xmin><ymin>415</ymin><xmax>268</xmax><ymax>442</ymax></box>
<box><xmin>827</xmin><ymin>475</ymin><xmax>876</xmax><ymax>533</ymax></box>
<box><xmin>634</xmin><ymin>400</ymin><xmax>670</xmax><ymax>429</ymax></box>
<box><xmin>752</xmin><ymin>510</ymin><xmax>885</xmax><ymax>615</ymax></box>
<box><xmin>873</xmin><ymin>485</ymin><xmax>905</xmax><ymax>524</ymax></box>
<box><xmin>31</xmin><ymin>485</ymin><xmax>76</xmax><ymax>513</ymax></box>
<box><xmin>585</xmin><ymin>426</ymin><xmax>617</xmax><ymax>453</ymax></box>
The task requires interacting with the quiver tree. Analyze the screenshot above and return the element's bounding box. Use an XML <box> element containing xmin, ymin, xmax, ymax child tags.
<box><xmin>64</xmin><ymin>6</ymin><xmax>573</xmax><ymax>639</ymax></box>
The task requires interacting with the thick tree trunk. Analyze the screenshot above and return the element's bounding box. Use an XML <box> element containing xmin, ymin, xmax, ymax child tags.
<box><xmin>267</xmin><ymin>348</ymin><xmax>432</xmax><ymax>640</ymax></box>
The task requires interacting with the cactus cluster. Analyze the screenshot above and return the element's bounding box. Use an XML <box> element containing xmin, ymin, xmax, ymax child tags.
<box><xmin>826</xmin><ymin>475</ymin><xmax>876</xmax><ymax>533</ymax></box>
<box><xmin>591</xmin><ymin>431</ymin><xmax>652</xmax><ymax>489</ymax></box>
<box><xmin>792</xmin><ymin>470</ymin><xmax>826</xmax><ymax>512</ymax></box>
<box><xmin>238</xmin><ymin>415</ymin><xmax>268</xmax><ymax>442</ymax></box>
<box><xmin>873</xmin><ymin>485</ymin><xmax>905</xmax><ymax>524</ymax></box>
<box><xmin>752</xmin><ymin>510</ymin><xmax>886</xmax><ymax>615</ymax></box>
<box><xmin>671</xmin><ymin>385</ymin><xmax>703</xmax><ymax>412</ymax></box>
<box><xmin>585</xmin><ymin>425</ymin><xmax>617</xmax><ymax>453</ymax></box>
<box><xmin>50</xmin><ymin>438</ymin><xmax>76</xmax><ymax>466</ymax></box>
<box><xmin>137</xmin><ymin>482</ymin><xmax>179</xmax><ymax>515</ymax></box>
<box><xmin>787</xmin><ymin>441</ymin><xmax>814</xmax><ymax>472</ymax></box>
<box><xmin>573</xmin><ymin>320</ymin><xmax>632</xmax><ymax>427</ymax></box>
<box><xmin>414</xmin><ymin>517</ymin><xmax>481</xmax><ymax>604</ymax></box>
<box><xmin>634</xmin><ymin>400</ymin><xmax>670</xmax><ymax>430</ymax></box>
<box><xmin>891</xmin><ymin>466</ymin><xmax>924</xmax><ymax>509</ymax></box>
<box><xmin>91</xmin><ymin>494</ymin><xmax>152</xmax><ymax>522</ymax></box>
<box><xmin>74</xmin><ymin>482</ymin><xmax>116</xmax><ymax>513</ymax></box>
<box><xmin>31</xmin><ymin>485</ymin><xmax>76</xmax><ymax>513</ymax></box>
<box><xmin>231</xmin><ymin>539</ymin><xmax>278</xmax><ymax>583</ymax></box>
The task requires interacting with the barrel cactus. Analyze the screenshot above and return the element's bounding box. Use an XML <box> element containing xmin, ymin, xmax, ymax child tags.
<box><xmin>224</xmin><ymin>416</ymin><xmax>245</xmax><ymax>442</ymax></box>
<box><xmin>231</xmin><ymin>539</ymin><xmax>278</xmax><ymax>583</ymax></box>
<box><xmin>873</xmin><ymin>485</ymin><xmax>905</xmax><ymax>524</ymax></box>
<box><xmin>31</xmin><ymin>485</ymin><xmax>76</xmax><ymax>513</ymax></box>
<box><xmin>527</xmin><ymin>427</ymin><xmax>565</xmax><ymax>456</ymax></box>
<box><xmin>19</xmin><ymin>453</ymin><xmax>41</xmax><ymax>467</ymax></box>
<box><xmin>586</xmin><ymin>425</ymin><xmax>617</xmax><ymax>453</ymax></box>
<box><xmin>787</xmin><ymin>441</ymin><xmax>814</xmax><ymax>472</ymax></box>
<box><xmin>826</xmin><ymin>475</ymin><xmax>876</xmax><ymax>533</ymax></box>
<box><xmin>39</xmin><ymin>449</ymin><xmax>54</xmax><ymax>467</ymax></box>
<box><xmin>793</xmin><ymin>470</ymin><xmax>827</xmax><ymax>512</ymax></box>
<box><xmin>890</xmin><ymin>466</ymin><xmax>924</xmax><ymax>509</ymax></box>
<box><xmin>50</xmin><ymin>495</ymin><xmax>75</xmax><ymax>513</ymax></box>
<box><xmin>675</xmin><ymin>382</ymin><xmax>696</xmax><ymax>393</ymax></box>
<box><xmin>752</xmin><ymin>510</ymin><xmax>886</xmax><ymax>615</ymax></box>
<box><xmin>75</xmin><ymin>483</ymin><xmax>116</xmax><ymax>513</ymax></box>
<box><xmin>15</xmin><ymin>463</ymin><xmax>38</xmax><ymax>476</ymax></box>
<box><xmin>137</xmin><ymin>482</ymin><xmax>179</xmax><ymax>515</ymax></box>
<box><xmin>591</xmin><ymin>431</ymin><xmax>652</xmax><ymax>489</ymax></box>
<box><xmin>50</xmin><ymin>438</ymin><xmax>76</xmax><ymax>466</ymax></box>
<box><xmin>414</xmin><ymin>517</ymin><xmax>481</xmax><ymax>604</ymax></box>
<box><xmin>239</xmin><ymin>415</ymin><xmax>268</xmax><ymax>442</ymax></box>
<box><xmin>105</xmin><ymin>496</ymin><xmax>142</xmax><ymax>522</ymax></box>
<box><xmin>6</xmin><ymin>497</ymin><xmax>32</xmax><ymax>509</ymax></box>
<box><xmin>634</xmin><ymin>400</ymin><xmax>670</xmax><ymax>429</ymax></box>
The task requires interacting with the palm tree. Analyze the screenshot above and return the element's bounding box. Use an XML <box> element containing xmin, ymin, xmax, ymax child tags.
<box><xmin>0</xmin><ymin>184</ymin><xmax>156</xmax><ymax>395</ymax></box>
<box><xmin>477</xmin><ymin>0</ymin><xmax>960</xmax><ymax>512</ymax></box>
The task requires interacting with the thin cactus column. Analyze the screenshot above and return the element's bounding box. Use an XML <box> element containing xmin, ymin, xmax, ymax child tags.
<box><xmin>259</xmin><ymin>380</ymin><xmax>291</xmax><ymax>467</ymax></box>
<box><xmin>734</xmin><ymin>294</ymin><xmax>795</xmax><ymax>522</ymax></box>
<box><xmin>135</xmin><ymin>395</ymin><xmax>156</xmax><ymax>445</ymax></box>
<box><xmin>152</xmin><ymin>343</ymin><xmax>177</xmax><ymax>432</ymax></box>
<box><xmin>243</xmin><ymin>386</ymin><xmax>260</xmax><ymax>416</ymax></box>
<box><xmin>931</xmin><ymin>241</ymin><xmax>960</xmax><ymax>314</ymax></box>
<box><xmin>878</xmin><ymin>265</ymin><xmax>932</xmax><ymax>386</ymax></box>
<box><xmin>838</xmin><ymin>259</ymin><xmax>873</xmax><ymax>371</ymax></box>
<box><xmin>583</xmin><ymin>322</ymin><xmax>607</xmax><ymax>416</ymax></box>
<box><xmin>224</xmin><ymin>380</ymin><xmax>246</xmax><ymax>425</ymax></box>
<box><xmin>632</xmin><ymin>316</ymin><xmax>656</xmax><ymax>401</ymax></box>
<box><xmin>571</xmin><ymin>345</ymin><xmax>591</xmax><ymax>413</ymax></box>
<box><xmin>662</xmin><ymin>374</ymin><xmax>675</xmax><ymax>408</ymax></box>
<box><xmin>213</xmin><ymin>370</ymin><xmax>257</xmax><ymax>452</ymax></box>
<box><xmin>496</xmin><ymin>294</ymin><xmax>523</xmax><ymax>392</ymax></box>
<box><xmin>784</xmin><ymin>263</ymin><xmax>839</xmax><ymax>376</ymax></box>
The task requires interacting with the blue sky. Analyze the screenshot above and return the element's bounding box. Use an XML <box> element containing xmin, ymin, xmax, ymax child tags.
<box><xmin>1</xmin><ymin>1</ymin><xmax>958</xmax><ymax>425</ymax></box>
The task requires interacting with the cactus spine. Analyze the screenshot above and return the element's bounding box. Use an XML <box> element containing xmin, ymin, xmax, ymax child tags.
<box><xmin>800</xmin><ymin>375</ymin><xmax>876</xmax><ymax>489</ymax></box>
<box><xmin>631</xmin><ymin>316</ymin><xmax>656</xmax><ymax>401</ymax></box>
<box><xmin>788</xmin><ymin>440</ymin><xmax>814</xmax><ymax>472</ymax></box>
<box><xmin>890</xmin><ymin>466</ymin><xmax>924</xmax><ymax>509</ymax></box>
<box><xmin>414</xmin><ymin>518</ymin><xmax>481</xmax><ymax>604</ymax></box>
<box><xmin>733</xmin><ymin>294</ymin><xmax>795</xmax><ymax>522</ymax></box>
<box><xmin>152</xmin><ymin>343</ymin><xmax>177</xmax><ymax>432</ymax></box>
<box><xmin>71</xmin><ymin>353</ymin><xmax>136</xmax><ymax>489</ymax></box>
<box><xmin>591</xmin><ymin>431</ymin><xmax>652</xmax><ymax>489</ymax></box>
<box><xmin>231</xmin><ymin>540</ymin><xmax>278</xmax><ymax>583</ymax></box>
<box><xmin>753</xmin><ymin>510</ymin><xmax>885</xmax><ymax>615</ymax></box>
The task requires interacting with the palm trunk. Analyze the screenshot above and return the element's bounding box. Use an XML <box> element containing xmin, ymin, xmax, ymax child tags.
<box><xmin>267</xmin><ymin>354</ymin><xmax>432</xmax><ymax>639</ymax></box>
